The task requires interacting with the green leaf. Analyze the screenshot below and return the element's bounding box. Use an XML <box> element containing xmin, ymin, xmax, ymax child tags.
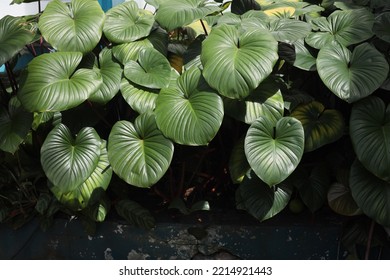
<box><xmin>89</xmin><ymin>48</ymin><xmax>123</xmax><ymax>104</ymax></box>
<box><xmin>236</xmin><ymin>171</ymin><xmax>292</xmax><ymax>221</ymax></box>
<box><xmin>317</xmin><ymin>41</ymin><xmax>389</xmax><ymax>103</ymax></box>
<box><xmin>18</xmin><ymin>52</ymin><xmax>103</xmax><ymax>112</ymax></box>
<box><xmin>328</xmin><ymin>182</ymin><xmax>362</xmax><ymax>216</ymax></box>
<box><xmin>155</xmin><ymin>0</ymin><xmax>221</xmax><ymax>31</ymax></box>
<box><xmin>293</xmin><ymin>39</ymin><xmax>317</xmax><ymax>71</ymax></box>
<box><xmin>0</xmin><ymin>15</ymin><xmax>35</xmax><ymax>65</ymax></box>
<box><xmin>290</xmin><ymin>101</ymin><xmax>345</xmax><ymax>152</ymax></box>
<box><xmin>229</xmin><ymin>137</ymin><xmax>251</xmax><ymax>184</ymax></box>
<box><xmin>103</xmin><ymin>1</ymin><xmax>155</xmax><ymax>44</ymax></box>
<box><xmin>245</xmin><ymin>116</ymin><xmax>304</xmax><ymax>187</ymax></box>
<box><xmin>350</xmin><ymin>159</ymin><xmax>390</xmax><ymax>227</ymax></box>
<box><xmin>38</xmin><ymin>0</ymin><xmax>105</xmax><ymax>53</ymax></box>
<box><xmin>223</xmin><ymin>77</ymin><xmax>284</xmax><ymax>124</ymax></box>
<box><xmin>115</xmin><ymin>199</ymin><xmax>155</xmax><ymax>229</ymax></box>
<box><xmin>120</xmin><ymin>78</ymin><xmax>159</xmax><ymax>114</ymax></box>
<box><xmin>350</xmin><ymin>96</ymin><xmax>390</xmax><ymax>182</ymax></box>
<box><xmin>50</xmin><ymin>140</ymin><xmax>112</xmax><ymax>210</ymax></box>
<box><xmin>201</xmin><ymin>24</ymin><xmax>278</xmax><ymax>99</ymax></box>
<box><xmin>293</xmin><ymin>164</ymin><xmax>330</xmax><ymax>213</ymax></box>
<box><xmin>112</xmin><ymin>39</ymin><xmax>153</xmax><ymax>64</ymax></box>
<box><xmin>373</xmin><ymin>12</ymin><xmax>390</xmax><ymax>44</ymax></box>
<box><xmin>268</xmin><ymin>18</ymin><xmax>311</xmax><ymax>44</ymax></box>
<box><xmin>305</xmin><ymin>9</ymin><xmax>374</xmax><ymax>49</ymax></box>
<box><xmin>0</xmin><ymin>97</ymin><xmax>33</xmax><ymax>154</ymax></box>
<box><xmin>35</xmin><ymin>193</ymin><xmax>52</xmax><ymax>215</ymax></box>
<box><xmin>124</xmin><ymin>47</ymin><xmax>171</xmax><ymax>89</ymax></box>
<box><xmin>155</xmin><ymin>67</ymin><xmax>224</xmax><ymax>145</ymax></box>
<box><xmin>41</xmin><ymin>124</ymin><xmax>102</xmax><ymax>193</ymax></box>
<box><xmin>108</xmin><ymin>112</ymin><xmax>174</xmax><ymax>188</ymax></box>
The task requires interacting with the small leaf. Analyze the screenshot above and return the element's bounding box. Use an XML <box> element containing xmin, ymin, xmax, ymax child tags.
<box><xmin>229</xmin><ymin>137</ymin><xmax>251</xmax><ymax>184</ymax></box>
<box><xmin>291</xmin><ymin>101</ymin><xmax>345</xmax><ymax>152</ymax></box>
<box><xmin>35</xmin><ymin>193</ymin><xmax>52</xmax><ymax>215</ymax></box>
<box><xmin>0</xmin><ymin>97</ymin><xmax>33</xmax><ymax>154</ymax></box>
<box><xmin>115</xmin><ymin>199</ymin><xmax>155</xmax><ymax>230</ymax></box>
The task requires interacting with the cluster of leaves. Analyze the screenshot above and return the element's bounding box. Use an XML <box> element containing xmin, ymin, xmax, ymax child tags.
<box><xmin>0</xmin><ymin>0</ymin><xmax>390</xmax><ymax>249</ymax></box>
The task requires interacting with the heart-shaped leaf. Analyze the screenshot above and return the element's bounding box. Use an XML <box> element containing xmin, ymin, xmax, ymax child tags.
<box><xmin>245</xmin><ymin>116</ymin><xmax>304</xmax><ymax>187</ymax></box>
<box><xmin>41</xmin><ymin>124</ymin><xmax>102</xmax><ymax>193</ymax></box>
<box><xmin>290</xmin><ymin>101</ymin><xmax>345</xmax><ymax>152</ymax></box>
<box><xmin>236</xmin><ymin>171</ymin><xmax>292</xmax><ymax>221</ymax></box>
<box><xmin>108</xmin><ymin>112</ymin><xmax>174</xmax><ymax>188</ymax></box>
<box><xmin>89</xmin><ymin>48</ymin><xmax>123</xmax><ymax>104</ymax></box>
<box><xmin>328</xmin><ymin>182</ymin><xmax>362</xmax><ymax>217</ymax></box>
<box><xmin>305</xmin><ymin>8</ymin><xmax>374</xmax><ymax>49</ymax></box>
<box><xmin>0</xmin><ymin>97</ymin><xmax>33</xmax><ymax>154</ymax></box>
<box><xmin>201</xmin><ymin>24</ymin><xmax>278</xmax><ymax>99</ymax></box>
<box><xmin>0</xmin><ymin>15</ymin><xmax>35</xmax><ymax>65</ymax></box>
<box><xmin>50</xmin><ymin>140</ymin><xmax>112</xmax><ymax>210</ymax></box>
<box><xmin>120</xmin><ymin>78</ymin><xmax>158</xmax><ymax>114</ymax></box>
<box><xmin>18</xmin><ymin>52</ymin><xmax>103</xmax><ymax>112</ymax></box>
<box><xmin>350</xmin><ymin>96</ymin><xmax>390</xmax><ymax>182</ymax></box>
<box><xmin>115</xmin><ymin>199</ymin><xmax>156</xmax><ymax>229</ymax></box>
<box><xmin>373</xmin><ymin>12</ymin><xmax>390</xmax><ymax>43</ymax></box>
<box><xmin>267</xmin><ymin>18</ymin><xmax>311</xmax><ymax>44</ymax></box>
<box><xmin>293</xmin><ymin>164</ymin><xmax>330</xmax><ymax>213</ymax></box>
<box><xmin>293</xmin><ymin>39</ymin><xmax>316</xmax><ymax>71</ymax></box>
<box><xmin>223</xmin><ymin>77</ymin><xmax>284</xmax><ymax>124</ymax></box>
<box><xmin>350</xmin><ymin>159</ymin><xmax>390</xmax><ymax>227</ymax></box>
<box><xmin>155</xmin><ymin>67</ymin><xmax>224</xmax><ymax>145</ymax></box>
<box><xmin>124</xmin><ymin>47</ymin><xmax>171</xmax><ymax>89</ymax></box>
<box><xmin>112</xmin><ymin>39</ymin><xmax>154</xmax><ymax>64</ymax></box>
<box><xmin>317</xmin><ymin>41</ymin><xmax>389</xmax><ymax>103</ymax></box>
<box><xmin>103</xmin><ymin>1</ymin><xmax>155</xmax><ymax>44</ymax></box>
<box><xmin>38</xmin><ymin>0</ymin><xmax>105</xmax><ymax>53</ymax></box>
<box><xmin>155</xmin><ymin>0</ymin><xmax>221</xmax><ymax>31</ymax></box>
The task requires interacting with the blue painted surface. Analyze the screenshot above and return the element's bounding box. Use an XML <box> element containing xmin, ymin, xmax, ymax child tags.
<box><xmin>0</xmin><ymin>64</ymin><xmax>5</xmax><ymax>74</ymax></box>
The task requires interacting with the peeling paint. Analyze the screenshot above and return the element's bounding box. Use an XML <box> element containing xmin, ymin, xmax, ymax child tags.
<box><xmin>114</xmin><ymin>225</ymin><xmax>124</xmax><ymax>234</ymax></box>
<box><xmin>104</xmin><ymin>248</ymin><xmax>114</xmax><ymax>260</ymax></box>
<box><xmin>127</xmin><ymin>249</ymin><xmax>150</xmax><ymax>260</ymax></box>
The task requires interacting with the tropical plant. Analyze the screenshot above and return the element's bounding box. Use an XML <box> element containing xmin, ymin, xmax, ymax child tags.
<box><xmin>1</xmin><ymin>0</ymin><xmax>390</xmax><ymax>256</ymax></box>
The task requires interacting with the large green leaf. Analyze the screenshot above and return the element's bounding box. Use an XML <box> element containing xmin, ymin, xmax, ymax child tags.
<box><xmin>18</xmin><ymin>52</ymin><xmax>102</xmax><ymax>112</ymax></box>
<box><xmin>108</xmin><ymin>112</ymin><xmax>174</xmax><ymax>188</ymax></box>
<box><xmin>373</xmin><ymin>12</ymin><xmax>390</xmax><ymax>44</ymax></box>
<box><xmin>50</xmin><ymin>140</ymin><xmax>112</xmax><ymax>210</ymax></box>
<box><xmin>236</xmin><ymin>171</ymin><xmax>292</xmax><ymax>221</ymax></box>
<box><xmin>38</xmin><ymin>0</ymin><xmax>105</xmax><ymax>53</ymax></box>
<box><xmin>41</xmin><ymin>124</ymin><xmax>102</xmax><ymax>193</ymax></box>
<box><xmin>350</xmin><ymin>96</ymin><xmax>390</xmax><ymax>182</ymax></box>
<box><xmin>201</xmin><ymin>24</ymin><xmax>278</xmax><ymax>99</ymax></box>
<box><xmin>155</xmin><ymin>67</ymin><xmax>224</xmax><ymax>145</ymax></box>
<box><xmin>328</xmin><ymin>182</ymin><xmax>362</xmax><ymax>216</ymax></box>
<box><xmin>0</xmin><ymin>97</ymin><xmax>33</xmax><ymax>154</ymax></box>
<box><xmin>223</xmin><ymin>77</ymin><xmax>284</xmax><ymax>124</ymax></box>
<box><xmin>291</xmin><ymin>101</ymin><xmax>345</xmax><ymax>152</ymax></box>
<box><xmin>317</xmin><ymin>41</ymin><xmax>389</xmax><ymax>103</ymax></box>
<box><xmin>350</xmin><ymin>159</ymin><xmax>390</xmax><ymax>227</ymax></box>
<box><xmin>112</xmin><ymin>39</ymin><xmax>153</xmax><ymax>64</ymax></box>
<box><xmin>267</xmin><ymin>18</ymin><xmax>311</xmax><ymax>44</ymax></box>
<box><xmin>124</xmin><ymin>47</ymin><xmax>171</xmax><ymax>89</ymax></box>
<box><xmin>293</xmin><ymin>39</ymin><xmax>316</xmax><ymax>71</ymax></box>
<box><xmin>245</xmin><ymin>116</ymin><xmax>304</xmax><ymax>187</ymax></box>
<box><xmin>89</xmin><ymin>48</ymin><xmax>123</xmax><ymax>104</ymax></box>
<box><xmin>155</xmin><ymin>0</ymin><xmax>221</xmax><ymax>31</ymax></box>
<box><xmin>103</xmin><ymin>1</ymin><xmax>155</xmax><ymax>44</ymax></box>
<box><xmin>120</xmin><ymin>78</ymin><xmax>158</xmax><ymax>114</ymax></box>
<box><xmin>0</xmin><ymin>15</ymin><xmax>35</xmax><ymax>66</ymax></box>
<box><xmin>305</xmin><ymin>8</ymin><xmax>374</xmax><ymax>49</ymax></box>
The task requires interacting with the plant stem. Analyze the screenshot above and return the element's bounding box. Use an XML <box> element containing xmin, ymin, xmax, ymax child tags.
<box><xmin>5</xmin><ymin>62</ymin><xmax>18</xmax><ymax>94</ymax></box>
<box><xmin>200</xmin><ymin>19</ymin><xmax>208</xmax><ymax>36</ymax></box>
<box><xmin>364</xmin><ymin>219</ymin><xmax>376</xmax><ymax>260</ymax></box>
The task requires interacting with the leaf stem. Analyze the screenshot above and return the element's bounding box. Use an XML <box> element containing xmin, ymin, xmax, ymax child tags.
<box><xmin>364</xmin><ymin>219</ymin><xmax>376</xmax><ymax>260</ymax></box>
<box><xmin>200</xmin><ymin>19</ymin><xmax>208</xmax><ymax>36</ymax></box>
